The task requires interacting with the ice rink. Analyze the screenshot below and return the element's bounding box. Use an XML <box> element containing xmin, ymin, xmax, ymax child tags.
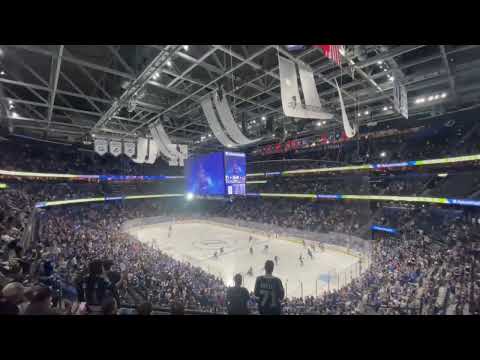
<box><xmin>128</xmin><ymin>221</ymin><xmax>360</xmax><ymax>298</ymax></box>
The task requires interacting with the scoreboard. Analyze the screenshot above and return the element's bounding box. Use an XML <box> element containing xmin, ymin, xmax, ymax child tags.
<box><xmin>185</xmin><ymin>151</ymin><xmax>246</xmax><ymax>197</ymax></box>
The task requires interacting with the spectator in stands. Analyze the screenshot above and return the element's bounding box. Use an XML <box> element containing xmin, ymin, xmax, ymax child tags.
<box><xmin>254</xmin><ymin>260</ymin><xmax>285</xmax><ymax>315</ymax></box>
<box><xmin>24</xmin><ymin>286</ymin><xmax>58</xmax><ymax>315</ymax></box>
<box><xmin>0</xmin><ymin>282</ymin><xmax>26</xmax><ymax>315</ymax></box>
<box><xmin>226</xmin><ymin>274</ymin><xmax>250</xmax><ymax>315</ymax></box>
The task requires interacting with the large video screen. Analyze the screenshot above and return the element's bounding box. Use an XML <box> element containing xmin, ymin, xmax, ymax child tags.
<box><xmin>185</xmin><ymin>152</ymin><xmax>226</xmax><ymax>197</ymax></box>
<box><xmin>224</xmin><ymin>151</ymin><xmax>246</xmax><ymax>195</ymax></box>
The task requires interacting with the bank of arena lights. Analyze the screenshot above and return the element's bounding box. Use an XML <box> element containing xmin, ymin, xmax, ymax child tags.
<box><xmin>415</xmin><ymin>92</ymin><xmax>447</xmax><ymax>104</ymax></box>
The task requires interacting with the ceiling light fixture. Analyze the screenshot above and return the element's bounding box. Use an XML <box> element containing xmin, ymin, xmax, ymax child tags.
<box><xmin>364</xmin><ymin>110</ymin><xmax>369</xmax><ymax>115</ymax></box>
<box><xmin>383</xmin><ymin>106</ymin><xmax>388</xmax><ymax>111</ymax></box>
<box><xmin>166</xmin><ymin>60</ymin><xmax>172</xmax><ymax>67</ymax></box>
<box><xmin>183</xmin><ymin>45</ymin><xmax>189</xmax><ymax>51</ymax></box>
<box><xmin>261</xmin><ymin>116</ymin><xmax>266</xmax><ymax>121</ymax></box>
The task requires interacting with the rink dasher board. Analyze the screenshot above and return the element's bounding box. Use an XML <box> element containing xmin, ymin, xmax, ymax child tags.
<box><xmin>122</xmin><ymin>217</ymin><xmax>364</xmax><ymax>261</ymax></box>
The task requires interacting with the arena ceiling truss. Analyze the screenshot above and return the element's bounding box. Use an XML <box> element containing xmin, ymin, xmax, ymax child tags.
<box><xmin>1</xmin><ymin>44</ymin><xmax>480</xmax><ymax>152</ymax></box>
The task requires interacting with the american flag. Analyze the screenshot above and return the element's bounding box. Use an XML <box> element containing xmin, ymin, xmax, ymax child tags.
<box><xmin>314</xmin><ymin>45</ymin><xmax>344</xmax><ymax>66</ymax></box>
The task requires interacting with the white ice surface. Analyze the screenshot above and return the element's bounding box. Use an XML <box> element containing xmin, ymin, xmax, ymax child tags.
<box><xmin>128</xmin><ymin>221</ymin><xmax>359</xmax><ymax>298</ymax></box>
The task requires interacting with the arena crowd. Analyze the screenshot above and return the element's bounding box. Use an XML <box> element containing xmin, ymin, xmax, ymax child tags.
<box><xmin>1</xmin><ymin>118</ymin><xmax>480</xmax><ymax>315</ymax></box>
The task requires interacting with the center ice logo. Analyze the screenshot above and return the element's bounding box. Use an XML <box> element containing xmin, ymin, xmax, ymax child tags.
<box><xmin>193</xmin><ymin>239</ymin><xmax>230</xmax><ymax>250</ymax></box>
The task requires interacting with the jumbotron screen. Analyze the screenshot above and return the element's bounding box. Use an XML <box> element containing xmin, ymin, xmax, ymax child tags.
<box><xmin>185</xmin><ymin>151</ymin><xmax>246</xmax><ymax>197</ymax></box>
<box><xmin>224</xmin><ymin>151</ymin><xmax>246</xmax><ymax>195</ymax></box>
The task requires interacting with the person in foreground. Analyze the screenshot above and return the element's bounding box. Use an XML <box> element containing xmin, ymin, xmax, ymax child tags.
<box><xmin>254</xmin><ymin>260</ymin><xmax>285</xmax><ymax>315</ymax></box>
<box><xmin>226</xmin><ymin>273</ymin><xmax>250</xmax><ymax>315</ymax></box>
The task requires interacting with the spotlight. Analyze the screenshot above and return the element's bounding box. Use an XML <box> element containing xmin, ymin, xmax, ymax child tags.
<box><xmin>415</xmin><ymin>98</ymin><xmax>426</xmax><ymax>104</ymax></box>
<box><xmin>166</xmin><ymin>60</ymin><xmax>172</xmax><ymax>67</ymax></box>
<box><xmin>380</xmin><ymin>151</ymin><xmax>386</xmax><ymax>158</ymax></box>
<box><xmin>377</xmin><ymin>60</ymin><xmax>383</xmax><ymax>65</ymax></box>
<box><xmin>383</xmin><ymin>106</ymin><xmax>388</xmax><ymax>111</ymax></box>
<box><xmin>11</xmin><ymin>112</ymin><xmax>19</xmax><ymax>118</ymax></box>
<box><xmin>441</xmin><ymin>93</ymin><xmax>447</xmax><ymax>98</ymax></box>
<box><xmin>8</xmin><ymin>100</ymin><xmax>13</xmax><ymax>105</ymax></box>
<box><xmin>186</xmin><ymin>192</ymin><xmax>194</xmax><ymax>201</ymax></box>
<box><xmin>323</xmin><ymin>120</ymin><xmax>327</xmax><ymax>125</ymax></box>
<box><xmin>357</xmin><ymin>113</ymin><xmax>361</xmax><ymax>116</ymax></box>
<box><xmin>364</xmin><ymin>110</ymin><xmax>369</xmax><ymax>115</ymax></box>
<box><xmin>0</xmin><ymin>70</ymin><xmax>5</xmax><ymax>76</ymax></box>
<box><xmin>316</xmin><ymin>121</ymin><xmax>322</xmax><ymax>126</ymax></box>
<box><xmin>208</xmin><ymin>133</ymin><xmax>212</xmax><ymax>137</ymax></box>
<box><xmin>434</xmin><ymin>94</ymin><xmax>440</xmax><ymax>100</ymax></box>
<box><xmin>183</xmin><ymin>45</ymin><xmax>189</xmax><ymax>51</ymax></box>
<box><xmin>261</xmin><ymin>116</ymin><xmax>266</xmax><ymax>121</ymax></box>
<box><xmin>428</xmin><ymin>96</ymin><xmax>434</xmax><ymax>101</ymax></box>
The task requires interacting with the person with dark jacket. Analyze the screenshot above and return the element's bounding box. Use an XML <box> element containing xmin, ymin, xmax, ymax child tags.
<box><xmin>77</xmin><ymin>260</ymin><xmax>115</xmax><ymax>314</ymax></box>
<box><xmin>254</xmin><ymin>260</ymin><xmax>285</xmax><ymax>315</ymax></box>
<box><xmin>226</xmin><ymin>274</ymin><xmax>250</xmax><ymax>315</ymax></box>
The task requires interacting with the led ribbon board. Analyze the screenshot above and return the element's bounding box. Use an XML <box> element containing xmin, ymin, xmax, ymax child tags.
<box><xmin>371</xmin><ymin>225</ymin><xmax>398</xmax><ymax>234</ymax></box>
<box><xmin>245</xmin><ymin>193</ymin><xmax>480</xmax><ymax>207</ymax></box>
<box><xmin>0</xmin><ymin>183</ymin><xmax>7</xmax><ymax>189</ymax></box>
<box><xmin>35</xmin><ymin>194</ymin><xmax>184</xmax><ymax>208</ymax></box>
<box><xmin>0</xmin><ymin>169</ymin><xmax>183</xmax><ymax>182</ymax></box>
<box><xmin>246</xmin><ymin>154</ymin><xmax>480</xmax><ymax>178</ymax></box>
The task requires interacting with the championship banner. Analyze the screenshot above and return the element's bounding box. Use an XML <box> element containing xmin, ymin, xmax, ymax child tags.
<box><xmin>109</xmin><ymin>141</ymin><xmax>122</xmax><ymax>157</ymax></box>
<box><xmin>393</xmin><ymin>79</ymin><xmax>408</xmax><ymax>119</ymax></box>
<box><xmin>167</xmin><ymin>144</ymin><xmax>188</xmax><ymax>167</ymax></box>
<box><xmin>94</xmin><ymin>138</ymin><xmax>108</xmax><ymax>156</ymax></box>
<box><xmin>124</xmin><ymin>142</ymin><xmax>136</xmax><ymax>158</ymax></box>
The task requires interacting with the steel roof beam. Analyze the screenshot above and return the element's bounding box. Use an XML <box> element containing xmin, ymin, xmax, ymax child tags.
<box><xmin>46</xmin><ymin>45</ymin><xmax>64</xmax><ymax>128</ymax></box>
<box><xmin>439</xmin><ymin>45</ymin><xmax>457</xmax><ymax>102</ymax></box>
<box><xmin>93</xmin><ymin>45</ymin><xmax>183</xmax><ymax>131</ymax></box>
<box><xmin>127</xmin><ymin>45</ymin><xmax>277</xmax><ymax>135</ymax></box>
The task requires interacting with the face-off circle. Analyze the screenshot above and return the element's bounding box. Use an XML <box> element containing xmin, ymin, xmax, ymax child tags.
<box><xmin>192</xmin><ymin>239</ymin><xmax>232</xmax><ymax>251</ymax></box>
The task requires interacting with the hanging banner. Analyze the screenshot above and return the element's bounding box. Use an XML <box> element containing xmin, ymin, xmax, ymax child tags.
<box><xmin>278</xmin><ymin>55</ymin><xmax>333</xmax><ymax>120</ymax></box>
<box><xmin>132</xmin><ymin>137</ymin><xmax>148</xmax><ymax>164</ymax></box>
<box><xmin>393</xmin><ymin>79</ymin><xmax>408</xmax><ymax>119</ymax></box>
<box><xmin>335</xmin><ymin>79</ymin><xmax>356</xmax><ymax>138</ymax></box>
<box><xmin>124</xmin><ymin>142</ymin><xmax>136</xmax><ymax>158</ymax></box>
<box><xmin>109</xmin><ymin>141</ymin><xmax>122</xmax><ymax>157</ymax></box>
<box><xmin>201</xmin><ymin>96</ymin><xmax>238</xmax><ymax>148</ymax></box>
<box><xmin>94</xmin><ymin>139</ymin><xmax>108</xmax><ymax>156</ymax></box>
<box><xmin>213</xmin><ymin>92</ymin><xmax>260</xmax><ymax>145</ymax></box>
<box><xmin>145</xmin><ymin>138</ymin><xmax>158</xmax><ymax>164</ymax></box>
<box><xmin>167</xmin><ymin>144</ymin><xmax>188</xmax><ymax>167</ymax></box>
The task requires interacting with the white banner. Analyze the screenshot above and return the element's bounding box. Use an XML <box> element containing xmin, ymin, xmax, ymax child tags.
<box><xmin>149</xmin><ymin>124</ymin><xmax>173</xmax><ymax>159</ymax></box>
<box><xmin>124</xmin><ymin>142</ymin><xmax>136</xmax><ymax>158</ymax></box>
<box><xmin>213</xmin><ymin>92</ymin><xmax>260</xmax><ymax>145</ymax></box>
<box><xmin>132</xmin><ymin>137</ymin><xmax>148</xmax><ymax>163</ymax></box>
<box><xmin>394</xmin><ymin>79</ymin><xmax>408</xmax><ymax>119</ymax></box>
<box><xmin>278</xmin><ymin>55</ymin><xmax>333</xmax><ymax>120</ymax></box>
<box><xmin>201</xmin><ymin>96</ymin><xmax>238</xmax><ymax>148</ymax></box>
<box><xmin>145</xmin><ymin>138</ymin><xmax>158</xmax><ymax>164</ymax></box>
<box><xmin>335</xmin><ymin>79</ymin><xmax>357</xmax><ymax>138</ymax></box>
<box><xmin>109</xmin><ymin>140</ymin><xmax>122</xmax><ymax>157</ymax></box>
<box><xmin>94</xmin><ymin>139</ymin><xmax>108</xmax><ymax>156</ymax></box>
<box><xmin>167</xmin><ymin>144</ymin><xmax>188</xmax><ymax>167</ymax></box>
